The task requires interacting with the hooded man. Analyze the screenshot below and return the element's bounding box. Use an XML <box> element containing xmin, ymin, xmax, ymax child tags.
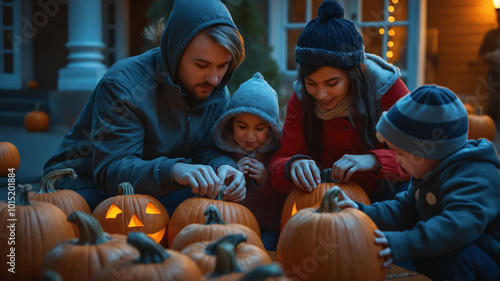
<box><xmin>44</xmin><ymin>0</ymin><xmax>246</xmax><ymax>211</ymax></box>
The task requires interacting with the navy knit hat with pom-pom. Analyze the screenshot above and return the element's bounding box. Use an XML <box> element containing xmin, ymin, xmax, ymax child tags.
<box><xmin>376</xmin><ymin>85</ymin><xmax>468</xmax><ymax>160</ymax></box>
<box><xmin>295</xmin><ymin>0</ymin><xmax>365</xmax><ymax>68</ymax></box>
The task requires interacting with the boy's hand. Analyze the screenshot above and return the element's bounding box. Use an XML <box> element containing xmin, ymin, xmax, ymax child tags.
<box><xmin>332</xmin><ymin>154</ymin><xmax>380</xmax><ymax>182</ymax></box>
<box><xmin>336</xmin><ymin>189</ymin><xmax>359</xmax><ymax>209</ymax></box>
<box><xmin>237</xmin><ymin>157</ymin><xmax>268</xmax><ymax>186</ymax></box>
<box><xmin>290</xmin><ymin>159</ymin><xmax>321</xmax><ymax>192</ymax></box>
<box><xmin>374</xmin><ymin>229</ymin><xmax>394</xmax><ymax>268</ymax></box>
<box><xmin>217</xmin><ymin>165</ymin><xmax>246</xmax><ymax>202</ymax></box>
<box><xmin>173</xmin><ymin>162</ymin><xmax>221</xmax><ymax>199</ymax></box>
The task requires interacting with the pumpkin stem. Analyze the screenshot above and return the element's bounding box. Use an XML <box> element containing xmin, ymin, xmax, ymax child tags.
<box><xmin>240</xmin><ymin>263</ymin><xmax>285</xmax><ymax>281</ymax></box>
<box><xmin>38</xmin><ymin>168</ymin><xmax>78</xmax><ymax>193</ymax></box>
<box><xmin>42</xmin><ymin>270</ymin><xmax>62</xmax><ymax>281</ymax></box>
<box><xmin>317</xmin><ymin>186</ymin><xmax>342</xmax><ymax>213</ymax></box>
<box><xmin>215</xmin><ymin>185</ymin><xmax>226</xmax><ymax>201</ymax></box>
<box><xmin>34</xmin><ymin>102</ymin><xmax>40</xmax><ymax>111</ymax></box>
<box><xmin>16</xmin><ymin>184</ymin><xmax>33</xmax><ymax>206</ymax></box>
<box><xmin>127</xmin><ymin>231</ymin><xmax>170</xmax><ymax>264</ymax></box>
<box><xmin>320</xmin><ymin>168</ymin><xmax>339</xmax><ymax>183</ymax></box>
<box><xmin>203</xmin><ymin>205</ymin><xmax>226</xmax><ymax>225</ymax></box>
<box><xmin>205</xmin><ymin>233</ymin><xmax>247</xmax><ymax>256</ymax></box>
<box><xmin>68</xmin><ymin>211</ymin><xmax>110</xmax><ymax>245</ymax></box>
<box><xmin>208</xmin><ymin>241</ymin><xmax>242</xmax><ymax>277</ymax></box>
<box><xmin>117</xmin><ymin>182</ymin><xmax>135</xmax><ymax>195</ymax></box>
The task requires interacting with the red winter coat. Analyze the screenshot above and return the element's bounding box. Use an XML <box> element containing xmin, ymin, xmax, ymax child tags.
<box><xmin>270</xmin><ymin>78</ymin><xmax>411</xmax><ymax>196</ymax></box>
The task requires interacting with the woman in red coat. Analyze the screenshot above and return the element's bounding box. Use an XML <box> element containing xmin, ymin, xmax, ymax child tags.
<box><xmin>269</xmin><ymin>0</ymin><xmax>411</xmax><ymax>200</ymax></box>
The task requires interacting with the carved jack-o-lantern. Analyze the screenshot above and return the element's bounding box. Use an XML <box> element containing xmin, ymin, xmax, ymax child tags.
<box><xmin>92</xmin><ymin>182</ymin><xmax>170</xmax><ymax>246</ymax></box>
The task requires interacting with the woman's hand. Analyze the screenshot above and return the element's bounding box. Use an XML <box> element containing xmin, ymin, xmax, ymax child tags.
<box><xmin>374</xmin><ymin>229</ymin><xmax>394</xmax><ymax>268</ymax></box>
<box><xmin>289</xmin><ymin>159</ymin><xmax>321</xmax><ymax>192</ymax></box>
<box><xmin>237</xmin><ymin>157</ymin><xmax>268</xmax><ymax>186</ymax></box>
<box><xmin>332</xmin><ymin>154</ymin><xmax>380</xmax><ymax>182</ymax></box>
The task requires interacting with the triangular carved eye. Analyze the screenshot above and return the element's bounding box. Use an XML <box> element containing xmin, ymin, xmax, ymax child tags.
<box><xmin>128</xmin><ymin>214</ymin><xmax>144</xmax><ymax>227</ymax></box>
<box><xmin>106</xmin><ymin>204</ymin><xmax>123</xmax><ymax>219</ymax></box>
<box><xmin>146</xmin><ymin>202</ymin><xmax>162</xmax><ymax>214</ymax></box>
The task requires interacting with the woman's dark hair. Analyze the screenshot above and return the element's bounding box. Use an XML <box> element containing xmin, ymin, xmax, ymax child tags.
<box><xmin>298</xmin><ymin>63</ymin><xmax>381</xmax><ymax>160</ymax></box>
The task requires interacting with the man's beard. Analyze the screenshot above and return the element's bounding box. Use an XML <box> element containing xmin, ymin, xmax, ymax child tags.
<box><xmin>178</xmin><ymin>81</ymin><xmax>214</xmax><ymax>101</ymax></box>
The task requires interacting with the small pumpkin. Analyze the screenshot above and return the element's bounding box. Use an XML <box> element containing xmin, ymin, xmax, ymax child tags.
<box><xmin>170</xmin><ymin>205</ymin><xmax>265</xmax><ymax>251</ymax></box>
<box><xmin>29</xmin><ymin>168</ymin><xmax>91</xmax><ymax>234</ymax></box>
<box><xmin>240</xmin><ymin>263</ymin><xmax>291</xmax><ymax>281</ymax></box>
<box><xmin>93</xmin><ymin>232</ymin><xmax>203</xmax><ymax>281</ymax></box>
<box><xmin>92</xmin><ymin>182</ymin><xmax>170</xmax><ymax>245</ymax></box>
<box><xmin>167</xmin><ymin>186</ymin><xmax>261</xmax><ymax>247</ymax></box>
<box><xmin>182</xmin><ymin>234</ymin><xmax>272</xmax><ymax>275</ymax></box>
<box><xmin>0</xmin><ymin>141</ymin><xmax>20</xmax><ymax>176</ymax></box>
<box><xmin>204</xmin><ymin>238</ymin><xmax>245</xmax><ymax>281</ymax></box>
<box><xmin>280</xmin><ymin>168</ymin><xmax>371</xmax><ymax>230</ymax></box>
<box><xmin>28</xmin><ymin>80</ymin><xmax>39</xmax><ymax>89</ymax></box>
<box><xmin>467</xmin><ymin>106</ymin><xmax>496</xmax><ymax>141</ymax></box>
<box><xmin>40</xmin><ymin>211</ymin><xmax>137</xmax><ymax>281</ymax></box>
<box><xmin>24</xmin><ymin>102</ymin><xmax>50</xmax><ymax>132</ymax></box>
<box><xmin>277</xmin><ymin>187</ymin><xmax>387</xmax><ymax>281</ymax></box>
<box><xmin>0</xmin><ymin>184</ymin><xmax>75</xmax><ymax>281</ymax></box>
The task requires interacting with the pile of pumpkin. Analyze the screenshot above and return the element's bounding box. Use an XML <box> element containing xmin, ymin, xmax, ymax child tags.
<box><xmin>0</xmin><ymin>168</ymin><xmax>388</xmax><ymax>281</ymax></box>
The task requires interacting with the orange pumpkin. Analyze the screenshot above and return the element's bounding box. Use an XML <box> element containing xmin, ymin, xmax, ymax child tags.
<box><xmin>170</xmin><ymin>205</ymin><xmax>265</xmax><ymax>251</ymax></box>
<box><xmin>29</xmin><ymin>168</ymin><xmax>91</xmax><ymax>234</ymax></box>
<box><xmin>0</xmin><ymin>141</ymin><xmax>20</xmax><ymax>176</ymax></box>
<box><xmin>28</xmin><ymin>80</ymin><xmax>39</xmax><ymax>89</ymax></box>
<box><xmin>93</xmin><ymin>232</ymin><xmax>203</xmax><ymax>281</ymax></box>
<box><xmin>24</xmin><ymin>102</ymin><xmax>50</xmax><ymax>132</ymax></box>
<box><xmin>467</xmin><ymin>107</ymin><xmax>496</xmax><ymax>141</ymax></box>
<box><xmin>167</xmin><ymin>186</ymin><xmax>261</xmax><ymax>247</ymax></box>
<box><xmin>40</xmin><ymin>211</ymin><xmax>137</xmax><ymax>281</ymax></box>
<box><xmin>280</xmin><ymin>168</ymin><xmax>370</xmax><ymax>230</ymax></box>
<box><xmin>0</xmin><ymin>184</ymin><xmax>75</xmax><ymax>281</ymax></box>
<box><xmin>204</xmin><ymin>237</ymin><xmax>246</xmax><ymax>281</ymax></box>
<box><xmin>277</xmin><ymin>187</ymin><xmax>387</xmax><ymax>281</ymax></box>
<box><xmin>182</xmin><ymin>234</ymin><xmax>272</xmax><ymax>274</ymax></box>
<box><xmin>92</xmin><ymin>182</ymin><xmax>170</xmax><ymax>246</ymax></box>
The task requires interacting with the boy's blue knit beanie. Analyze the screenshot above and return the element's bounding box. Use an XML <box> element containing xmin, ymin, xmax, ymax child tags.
<box><xmin>376</xmin><ymin>85</ymin><xmax>468</xmax><ymax>160</ymax></box>
<box><xmin>295</xmin><ymin>0</ymin><xmax>365</xmax><ymax>68</ymax></box>
<box><xmin>213</xmin><ymin>72</ymin><xmax>281</xmax><ymax>154</ymax></box>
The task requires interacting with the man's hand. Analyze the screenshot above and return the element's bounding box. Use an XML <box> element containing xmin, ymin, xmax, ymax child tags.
<box><xmin>172</xmin><ymin>162</ymin><xmax>222</xmax><ymax>198</ymax></box>
<box><xmin>237</xmin><ymin>157</ymin><xmax>268</xmax><ymax>186</ymax></box>
<box><xmin>331</xmin><ymin>154</ymin><xmax>380</xmax><ymax>182</ymax></box>
<box><xmin>217</xmin><ymin>165</ymin><xmax>246</xmax><ymax>202</ymax></box>
<box><xmin>289</xmin><ymin>159</ymin><xmax>321</xmax><ymax>192</ymax></box>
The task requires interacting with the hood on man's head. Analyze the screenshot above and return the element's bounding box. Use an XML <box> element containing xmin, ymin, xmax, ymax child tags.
<box><xmin>160</xmin><ymin>0</ymin><xmax>237</xmax><ymax>82</ymax></box>
<box><xmin>213</xmin><ymin>73</ymin><xmax>282</xmax><ymax>155</ymax></box>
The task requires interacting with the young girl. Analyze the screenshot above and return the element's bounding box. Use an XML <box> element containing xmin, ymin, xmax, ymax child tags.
<box><xmin>213</xmin><ymin>72</ymin><xmax>286</xmax><ymax>249</ymax></box>
<box><xmin>269</xmin><ymin>0</ymin><xmax>411</xmax><ymax>200</ymax></box>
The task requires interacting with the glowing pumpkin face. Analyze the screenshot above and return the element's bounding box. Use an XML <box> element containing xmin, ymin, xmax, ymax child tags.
<box><xmin>92</xmin><ymin>182</ymin><xmax>170</xmax><ymax>246</ymax></box>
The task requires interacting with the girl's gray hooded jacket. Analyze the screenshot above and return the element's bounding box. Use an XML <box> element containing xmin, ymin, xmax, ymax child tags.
<box><xmin>44</xmin><ymin>0</ymin><xmax>238</xmax><ymax>198</ymax></box>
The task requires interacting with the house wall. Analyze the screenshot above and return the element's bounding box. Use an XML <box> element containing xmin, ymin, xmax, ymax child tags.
<box><xmin>426</xmin><ymin>0</ymin><xmax>497</xmax><ymax>105</ymax></box>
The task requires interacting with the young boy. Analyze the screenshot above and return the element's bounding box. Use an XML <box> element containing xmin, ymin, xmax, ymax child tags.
<box><xmin>213</xmin><ymin>72</ymin><xmax>286</xmax><ymax>250</ymax></box>
<box><xmin>338</xmin><ymin>85</ymin><xmax>500</xmax><ymax>281</ymax></box>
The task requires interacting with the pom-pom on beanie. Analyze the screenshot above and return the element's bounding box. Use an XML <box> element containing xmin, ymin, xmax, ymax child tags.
<box><xmin>295</xmin><ymin>0</ymin><xmax>365</xmax><ymax>68</ymax></box>
<box><xmin>213</xmin><ymin>73</ymin><xmax>281</xmax><ymax>154</ymax></box>
<box><xmin>376</xmin><ymin>85</ymin><xmax>468</xmax><ymax>160</ymax></box>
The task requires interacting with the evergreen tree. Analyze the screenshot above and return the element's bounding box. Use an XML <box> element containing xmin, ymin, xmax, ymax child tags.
<box><xmin>145</xmin><ymin>0</ymin><xmax>281</xmax><ymax>94</ymax></box>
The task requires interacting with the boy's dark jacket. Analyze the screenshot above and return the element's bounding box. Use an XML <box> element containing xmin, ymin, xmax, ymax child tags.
<box><xmin>43</xmin><ymin>0</ymin><xmax>237</xmax><ymax>197</ymax></box>
<box><xmin>359</xmin><ymin>139</ymin><xmax>500</xmax><ymax>267</ymax></box>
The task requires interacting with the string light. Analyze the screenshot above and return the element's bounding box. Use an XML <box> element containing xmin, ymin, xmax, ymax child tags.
<box><xmin>392</xmin><ymin>0</ymin><xmax>399</xmax><ymax>4</ymax></box>
<box><xmin>387</xmin><ymin>41</ymin><xmax>394</xmax><ymax>47</ymax></box>
<box><xmin>379</xmin><ymin>28</ymin><xmax>385</xmax><ymax>35</ymax></box>
<box><xmin>387</xmin><ymin>51</ymin><xmax>394</xmax><ymax>58</ymax></box>
<box><xmin>388</xmin><ymin>5</ymin><xmax>395</xmax><ymax>13</ymax></box>
<box><xmin>388</xmin><ymin>29</ymin><xmax>395</xmax><ymax>36</ymax></box>
<box><xmin>388</xmin><ymin>16</ymin><xmax>395</xmax><ymax>22</ymax></box>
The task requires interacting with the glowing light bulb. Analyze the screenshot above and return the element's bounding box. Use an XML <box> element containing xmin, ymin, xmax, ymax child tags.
<box><xmin>379</xmin><ymin>28</ymin><xmax>385</xmax><ymax>35</ymax></box>
<box><xmin>388</xmin><ymin>29</ymin><xmax>396</xmax><ymax>36</ymax></box>
<box><xmin>392</xmin><ymin>0</ymin><xmax>399</xmax><ymax>4</ymax></box>
<box><xmin>388</xmin><ymin>16</ymin><xmax>395</xmax><ymax>22</ymax></box>
<box><xmin>388</xmin><ymin>6</ymin><xmax>395</xmax><ymax>13</ymax></box>
<box><xmin>387</xmin><ymin>51</ymin><xmax>394</xmax><ymax>58</ymax></box>
<box><xmin>388</xmin><ymin>41</ymin><xmax>394</xmax><ymax>47</ymax></box>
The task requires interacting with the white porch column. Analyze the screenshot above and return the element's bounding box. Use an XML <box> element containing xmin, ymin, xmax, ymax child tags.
<box><xmin>57</xmin><ymin>0</ymin><xmax>107</xmax><ymax>90</ymax></box>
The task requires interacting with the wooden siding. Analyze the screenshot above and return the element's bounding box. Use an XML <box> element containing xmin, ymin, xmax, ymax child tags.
<box><xmin>426</xmin><ymin>0</ymin><xmax>497</xmax><ymax>106</ymax></box>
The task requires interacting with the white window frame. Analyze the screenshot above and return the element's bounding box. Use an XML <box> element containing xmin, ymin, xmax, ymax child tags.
<box><xmin>0</xmin><ymin>0</ymin><xmax>25</xmax><ymax>89</ymax></box>
<box><xmin>102</xmin><ymin>0</ymin><xmax>129</xmax><ymax>67</ymax></box>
